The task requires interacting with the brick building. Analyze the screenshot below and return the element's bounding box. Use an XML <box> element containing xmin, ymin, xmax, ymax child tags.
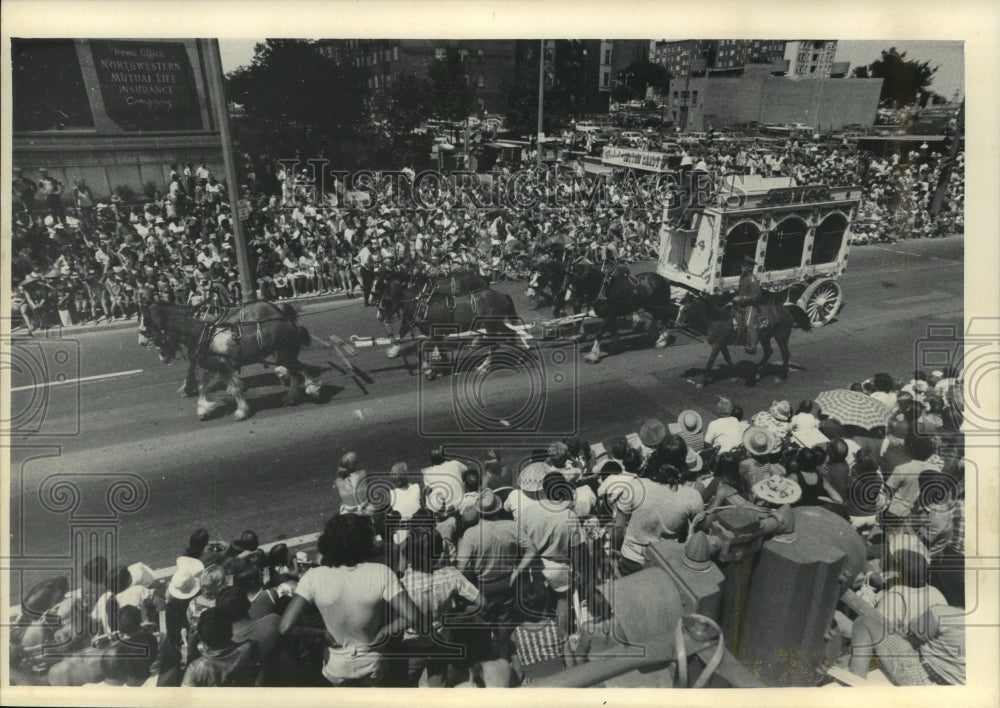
<box><xmin>651</xmin><ymin>39</ymin><xmax>790</xmax><ymax>78</ymax></box>
<box><xmin>315</xmin><ymin>39</ymin><xmax>517</xmax><ymax>114</ymax></box>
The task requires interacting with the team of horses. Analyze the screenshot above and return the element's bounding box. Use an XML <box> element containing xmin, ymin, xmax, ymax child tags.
<box><xmin>137</xmin><ymin>253</ymin><xmax>810</xmax><ymax>421</ymax></box>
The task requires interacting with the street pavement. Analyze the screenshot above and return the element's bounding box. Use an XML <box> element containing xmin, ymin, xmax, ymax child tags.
<box><xmin>7</xmin><ymin>236</ymin><xmax>963</xmax><ymax>597</ymax></box>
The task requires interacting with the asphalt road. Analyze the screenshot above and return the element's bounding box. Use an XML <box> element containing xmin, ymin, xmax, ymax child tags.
<box><xmin>7</xmin><ymin>236</ymin><xmax>963</xmax><ymax>596</ymax></box>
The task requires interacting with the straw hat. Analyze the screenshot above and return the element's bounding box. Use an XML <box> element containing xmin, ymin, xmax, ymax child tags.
<box><xmin>742</xmin><ymin>426</ymin><xmax>779</xmax><ymax>456</ymax></box>
<box><xmin>685</xmin><ymin>449</ymin><xmax>704</xmax><ymax>474</ymax></box>
<box><xmin>518</xmin><ymin>461</ymin><xmax>550</xmax><ymax>492</ymax></box>
<box><xmin>752</xmin><ymin>475</ymin><xmax>801</xmax><ymax>506</ymax></box>
<box><xmin>677</xmin><ymin>410</ymin><xmax>703</xmax><ymax>434</ymax></box>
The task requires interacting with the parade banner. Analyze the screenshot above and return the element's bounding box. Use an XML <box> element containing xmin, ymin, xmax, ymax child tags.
<box><xmin>89</xmin><ymin>40</ymin><xmax>202</xmax><ymax>131</ymax></box>
<box><xmin>601</xmin><ymin>146</ymin><xmax>673</xmax><ymax>172</ymax></box>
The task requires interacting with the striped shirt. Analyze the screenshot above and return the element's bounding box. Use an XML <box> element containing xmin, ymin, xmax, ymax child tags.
<box><xmin>513</xmin><ymin>619</ymin><xmax>565</xmax><ymax>681</ymax></box>
<box><xmin>739</xmin><ymin>458</ymin><xmax>785</xmax><ymax>488</ymax></box>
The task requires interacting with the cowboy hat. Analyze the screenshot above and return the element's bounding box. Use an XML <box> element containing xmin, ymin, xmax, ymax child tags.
<box><xmin>167</xmin><ymin>556</ymin><xmax>203</xmax><ymax>600</ymax></box>
<box><xmin>752</xmin><ymin>475</ymin><xmax>801</xmax><ymax>506</ymax></box>
<box><xmin>742</xmin><ymin>426</ymin><xmax>779</xmax><ymax>456</ymax></box>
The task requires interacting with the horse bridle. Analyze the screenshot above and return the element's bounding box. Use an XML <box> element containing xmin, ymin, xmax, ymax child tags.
<box><xmin>137</xmin><ymin>304</ymin><xmax>205</xmax><ymax>361</ymax></box>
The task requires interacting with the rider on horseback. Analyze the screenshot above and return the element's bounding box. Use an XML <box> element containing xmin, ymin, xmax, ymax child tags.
<box><xmin>734</xmin><ymin>255</ymin><xmax>763</xmax><ymax>355</ymax></box>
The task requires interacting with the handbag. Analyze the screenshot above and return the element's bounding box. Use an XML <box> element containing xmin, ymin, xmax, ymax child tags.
<box><xmin>855</xmin><ymin>571</ymin><xmax>881</xmax><ymax>607</ymax></box>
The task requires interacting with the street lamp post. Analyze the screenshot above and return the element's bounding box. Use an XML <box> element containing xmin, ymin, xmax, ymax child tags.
<box><xmin>537</xmin><ymin>39</ymin><xmax>545</xmax><ymax>169</ymax></box>
<box><xmin>203</xmin><ymin>38</ymin><xmax>255</xmax><ymax>302</ymax></box>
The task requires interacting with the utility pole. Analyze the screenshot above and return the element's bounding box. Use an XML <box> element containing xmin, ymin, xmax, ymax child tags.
<box><xmin>537</xmin><ymin>39</ymin><xmax>545</xmax><ymax>168</ymax></box>
<box><xmin>203</xmin><ymin>38</ymin><xmax>255</xmax><ymax>301</ymax></box>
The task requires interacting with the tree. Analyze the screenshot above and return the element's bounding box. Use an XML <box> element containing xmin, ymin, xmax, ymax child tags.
<box><xmin>616</xmin><ymin>60</ymin><xmax>671</xmax><ymax>101</ymax></box>
<box><xmin>851</xmin><ymin>47</ymin><xmax>938</xmax><ymax>109</ymax></box>
<box><xmin>427</xmin><ymin>48</ymin><xmax>475</xmax><ymax>121</ymax></box>
<box><xmin>366</xmin><ymin>73</ymin><xmax>435</xmax><ymax>169</ymax></box>
<box><xmin>227</xmin><ymin>40</ymin><xmax>367</xmax><ymax>161</ymax></box>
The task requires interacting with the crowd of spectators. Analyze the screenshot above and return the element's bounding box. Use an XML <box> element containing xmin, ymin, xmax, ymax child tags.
<box><xmin>10</xmin><ymin>129</ymin><xmax>963</xmax><ymax>335</ymax></box>
<box><xmin>10</xmin><ymin>364</ymin><xmax>966</xmax><ymax>687</ymax></box>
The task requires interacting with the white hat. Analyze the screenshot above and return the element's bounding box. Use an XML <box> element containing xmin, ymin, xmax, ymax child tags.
<box><xmin>685</xmin><ymin>449</ymin><xmax>704</xmax><ymax>474</ymax></box>
<box><xmin>167</xmin><ymin>556</ymin><xmax>203</xmax><ymax>600</ymax></box>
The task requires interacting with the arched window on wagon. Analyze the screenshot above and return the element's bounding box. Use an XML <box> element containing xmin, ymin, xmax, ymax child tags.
<box><xmin>721</xmin><ymin>221</ymin><xmax>761</xmax><ymax>277</ymax></box>
<box><xmin>812</xmin><ymin>213</ymin><xmax>847</xmax><ymax>265</ymax></box>
<box><xmin>764</xmin><ymin>217</ymin><xmax>807</xmax><ymax>271</ymax></box>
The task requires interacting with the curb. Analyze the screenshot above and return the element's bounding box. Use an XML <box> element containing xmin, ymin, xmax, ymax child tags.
<box><xmin>15</xmin><ymin>291</ymin><xmax>360</xmax><ymax>337</ymax></box>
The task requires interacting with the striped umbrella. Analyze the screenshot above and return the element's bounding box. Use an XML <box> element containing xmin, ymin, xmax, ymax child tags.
<box><xmin>815</xmin><ymin>389</ymin><xmax>890</xmax><ymax>430</ymax></box>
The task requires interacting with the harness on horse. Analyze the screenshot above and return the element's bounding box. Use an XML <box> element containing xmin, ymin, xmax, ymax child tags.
<box><xmin>596</xmin><ymin>264</ymin><xmax>639</xmax><ymax>301</ymax></box>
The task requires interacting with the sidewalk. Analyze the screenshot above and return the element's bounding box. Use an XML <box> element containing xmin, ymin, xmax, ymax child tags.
<box><xmin>10</xmin><ymin>289</ymin><xmax>362</xmax><ymax>337</ymax></box>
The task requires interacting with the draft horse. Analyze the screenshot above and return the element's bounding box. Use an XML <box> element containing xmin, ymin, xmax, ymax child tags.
<box><xmin>525</xmin><ymin>255</ymin><xmax>570</xmax><ymax>314</ymax></box>
<box><xmin>137</xmin><ymin>297</ymin><xmax>321</xmax><ymax>420</ymax></box>
<box><xmin>562</xmin><ymin>263</ymin><xmax>676</xmax><ymax>363</ymax></box>
<box><xmin>674</xmin><ymin>292</ymin><xmax>812</xmax><ymax>387</ymax></box>
<box><xmin>373</xmin><ymin>277</ymin><xmax>528</xmax><ymax>380</ymax></box>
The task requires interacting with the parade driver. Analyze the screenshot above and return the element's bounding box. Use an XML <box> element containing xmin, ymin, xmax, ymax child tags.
<box><xmin>734</xmin><ymin>255</ymin><xmax>763</xmax><ymax>355</ymax></box>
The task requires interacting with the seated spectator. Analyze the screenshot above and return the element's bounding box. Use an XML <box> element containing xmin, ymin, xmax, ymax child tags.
<box><xmin>703</xmin><ymin>398</ymin><xmax>747</xmax><ymax>454</ymax></box>
<box><xmin>702</xmin><ymin>451</ymin><xmax>754</xmax><ymax>511</ymax></box>
<box><xmin>751</xmin><ymin>400</ymin><xmax>793</xmax><ymax>437</ymax></box>
<box><xmin>819</xmin><ymin>438</ymin><xmax>851</xmax><ymax>503</ymax></box>
<box><xmin>182</xmin><ymin>607</ymin><xmax>261</xmax><ymax>687</ymax></box>
<box><xmin>185</xmin><ymin>564</ymin><xmax>228</xmax><ymax>662</ymax></box>
<box><xmin>91</xmin><ymin>564</ymin><xmax>161</xmax><ymax>635</ymax></box>
<box><xmin>596</xmin><ymin>448</ymin><xmax>643</xmax><ymax>510</ymax></box>
<box><xmin>869</xmin><ymin>372</ymin><xmax>898</xmax><ymax>413</ymax></box>
<box><xmin>230</xmin><ymin>559</ymin><xmax>279</xmax><ymax>620</ymax></box>
<box><xmin>884</xmin><ymin>434</ymin><xmax>940</xmax><ymax>523</ymax></box>
<box><xmin>593</xmin><ymin>436</ymin><xmax>629</xmax><ymax>473</ymax></box>
<box><xmin>48</xmin><ymin>605</ymin><xmax>158</xmax><ymax>687</ymax></box>
<box><xmin>482</xmin><ymin>449</ymin><xmax>513</xmax><ymax>490</ymax></box>
<box><xmin>843</xmin><ymin>449</ymin><xmax>887</xmax><ymax>531</ymax></box>
<box><xmin>215</xmin><ymin>586</ymin><xmax>280</xmax><ymax>686</ymax></box>
<box><xmin>672</xmin><ymin>410</ymin><xmax>704</xmax><ymax>453</ymax></box>
<box><xmin>791</xmin><ymin>400</ymin><xmax>821</xmax><ymax>433</ymax></box>
<box><xmin>739</xmin><ymin>427</ymin><xmax>785</xmax><ymax>487</ymax></box>
<box><xmin>847</xmin><ymin>603</ymin><xmax>965</xmax><ymax>685</ymax></box>
<box><xmin>787</xmin><ymin>447</ymin><xmax>842</xmax><ymax>508</ymax></box>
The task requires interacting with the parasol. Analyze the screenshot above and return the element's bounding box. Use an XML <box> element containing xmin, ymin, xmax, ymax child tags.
<box><xmin>814</xmin><ymin>389</ymin><xmax>890</xmax><ymax>430</ymax></box>
<box><xmin>545</xmin><ymin>233</ymin><xmax>572</xmax><ymax>247</ymax></box>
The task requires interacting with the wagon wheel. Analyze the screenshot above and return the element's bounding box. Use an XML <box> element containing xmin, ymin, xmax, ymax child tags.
<box><xmin>797</xmin><ymin>279</ymin><xmax>842</xmax><ymax>326</ymax></box>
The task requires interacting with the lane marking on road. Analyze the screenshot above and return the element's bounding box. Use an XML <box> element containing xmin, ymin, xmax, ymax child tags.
<box><xmin>883</xmin><ymin>291</ymin><xmax>956</xmax><ymax>305</ymax></box>
<box><xmin>10</xmin><ymin>369</ymin><xmax>144</xmax><ymax>393</ymax></box>
<box><xmin>869</xmin><ymin>245</ymin><xmax>963</xmax><ymax>264</ymax></box>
